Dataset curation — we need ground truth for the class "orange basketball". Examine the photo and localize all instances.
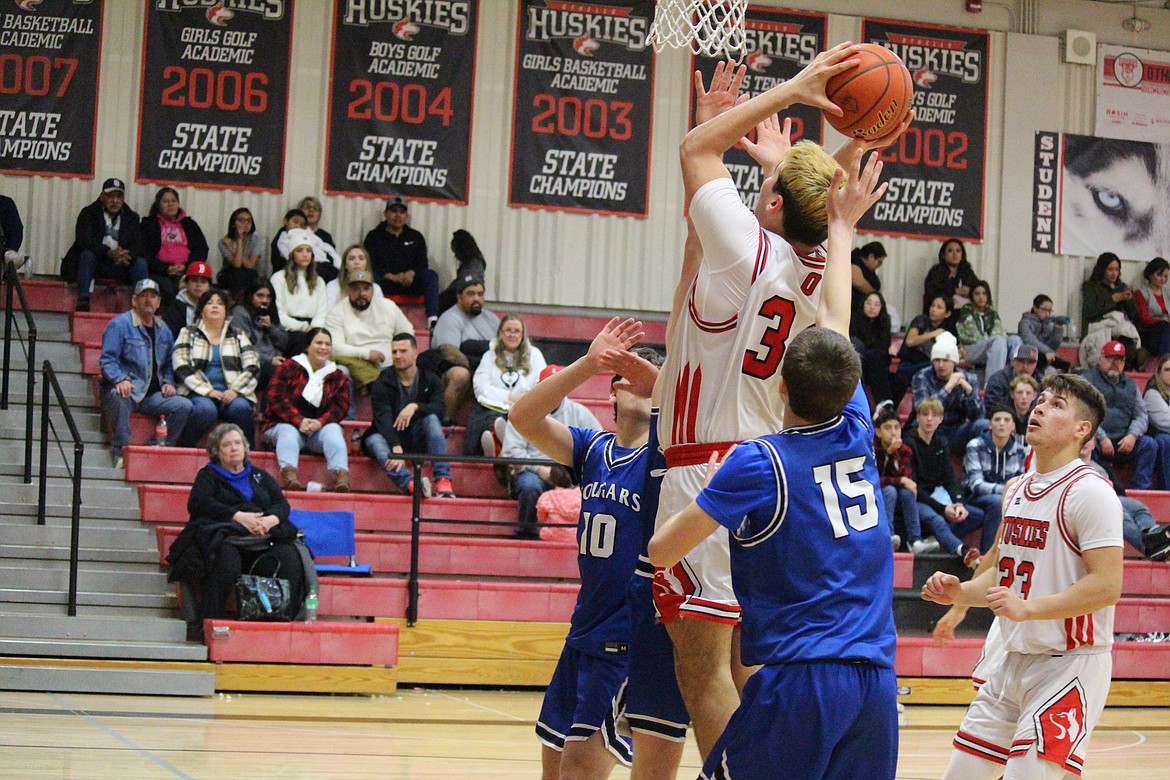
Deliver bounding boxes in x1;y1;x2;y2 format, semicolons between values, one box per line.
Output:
824;43;913;141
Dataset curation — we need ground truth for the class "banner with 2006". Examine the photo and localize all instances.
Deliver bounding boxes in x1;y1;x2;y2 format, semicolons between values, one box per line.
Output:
137;0;293;193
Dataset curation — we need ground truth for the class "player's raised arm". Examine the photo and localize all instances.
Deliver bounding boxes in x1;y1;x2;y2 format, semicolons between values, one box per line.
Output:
680;43;859;201
820;148;887;336
510;318;643;466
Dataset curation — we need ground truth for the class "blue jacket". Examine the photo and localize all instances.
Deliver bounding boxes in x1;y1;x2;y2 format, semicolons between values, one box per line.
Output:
99;310;177;403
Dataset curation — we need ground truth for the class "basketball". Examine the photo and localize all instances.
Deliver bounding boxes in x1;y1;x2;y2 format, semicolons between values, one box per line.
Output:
824;43;914;141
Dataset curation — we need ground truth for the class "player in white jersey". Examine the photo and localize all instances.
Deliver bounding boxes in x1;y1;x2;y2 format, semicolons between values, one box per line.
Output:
923;374;1123;779
655;46;909;761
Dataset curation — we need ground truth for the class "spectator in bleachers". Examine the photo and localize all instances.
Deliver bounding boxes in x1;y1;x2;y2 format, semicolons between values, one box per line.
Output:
142;187;209;305
1;192;23;267
850;241;887;313
873;407;922;553
362;332;456;498
162;260;212;338
469;314;547;457
270;208;306;273
271;228;330;355
229;281;286;392
502;365;601;538
910;334;988;452
167;422;304;635
1084;340;1160;490
99;279;192;469
851;291;906;410
298;196;335;249
216;207;267;302
323;269;414;393
173;288;260;446
1008;374;1039;437
963;406;1025;553
1078;437;1159;558
955;280;1021;386
64;178;147;312
896;295;955;387
364;195;441;329
438;229;488;315
1081;252;1140;370
1135;257;1170;361
261;327;351;493
906;398;986;569
1142;354;1170;488
922;238;978;317
325;245;384;312
430;274;499;423
1017;294;1071;374
983;344;1040;413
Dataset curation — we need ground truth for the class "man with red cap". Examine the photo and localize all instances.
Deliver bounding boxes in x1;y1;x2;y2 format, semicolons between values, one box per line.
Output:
163;260;213;337
501;364;601;538
1083;339;1162;488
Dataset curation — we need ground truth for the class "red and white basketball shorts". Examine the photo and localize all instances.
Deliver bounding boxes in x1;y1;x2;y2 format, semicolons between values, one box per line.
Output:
652;463;739;625
953;650;1111;777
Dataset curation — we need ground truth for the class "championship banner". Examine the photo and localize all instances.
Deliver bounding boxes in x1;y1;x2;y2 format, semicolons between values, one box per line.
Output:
1096;44;1170;144
0;0;103;179
324;0;478;202
137;0;293;192
858;19;989;241
691;6;825;210
1031;131;1170;261
508;0;655;217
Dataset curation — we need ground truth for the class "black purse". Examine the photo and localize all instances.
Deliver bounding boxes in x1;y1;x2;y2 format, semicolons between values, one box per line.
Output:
235;554;293;622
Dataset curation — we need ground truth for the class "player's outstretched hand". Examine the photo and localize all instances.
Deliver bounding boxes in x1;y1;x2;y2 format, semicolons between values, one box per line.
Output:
827;147;887;230
694;60;748;126
700;445;736;489
586;317;644;372
599;349;659;399
741;114;791;171
786;41;860;114
932;604;968;646
987;586;1030;622
921;571;962;605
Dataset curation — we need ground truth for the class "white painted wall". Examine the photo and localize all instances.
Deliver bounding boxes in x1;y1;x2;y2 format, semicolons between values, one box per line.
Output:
2;0;1168;326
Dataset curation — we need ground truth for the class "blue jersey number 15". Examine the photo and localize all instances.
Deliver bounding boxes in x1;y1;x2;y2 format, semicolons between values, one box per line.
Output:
812;456;879;539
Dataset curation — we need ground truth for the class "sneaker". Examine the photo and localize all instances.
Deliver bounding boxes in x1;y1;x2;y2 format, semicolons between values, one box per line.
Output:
481;430;496;458
406;476;432;498
427;315;438;331
111;451;124;470
910;538;940;555
890;534;902;552
434;477;456;498
962;545;982;570
493;416;508;446
75;295;90;312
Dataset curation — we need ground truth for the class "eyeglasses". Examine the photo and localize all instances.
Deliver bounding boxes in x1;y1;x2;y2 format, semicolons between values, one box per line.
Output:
1037;307;1053;313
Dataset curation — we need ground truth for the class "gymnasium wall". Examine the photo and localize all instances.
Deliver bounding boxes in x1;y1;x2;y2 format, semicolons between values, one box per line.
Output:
1;0;1167;325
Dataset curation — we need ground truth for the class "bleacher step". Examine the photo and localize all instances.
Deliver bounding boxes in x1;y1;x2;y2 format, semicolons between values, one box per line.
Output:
203;620;399;665
0;613;189;643
0;662;214;696
0;564;167;594
0;544;157;565
0;587;174;611
0;636;206;662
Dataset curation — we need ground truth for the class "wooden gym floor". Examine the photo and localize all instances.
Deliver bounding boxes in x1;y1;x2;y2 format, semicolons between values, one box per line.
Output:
1;689;1167;778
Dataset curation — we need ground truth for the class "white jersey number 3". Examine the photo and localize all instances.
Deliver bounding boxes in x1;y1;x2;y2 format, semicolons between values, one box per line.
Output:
813;457;879;539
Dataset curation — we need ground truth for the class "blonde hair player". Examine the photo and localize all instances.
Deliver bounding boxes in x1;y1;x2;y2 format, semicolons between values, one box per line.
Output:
651;45;911;763
922;374;1123;779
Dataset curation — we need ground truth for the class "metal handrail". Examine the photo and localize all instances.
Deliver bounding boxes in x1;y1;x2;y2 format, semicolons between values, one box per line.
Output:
1;259;37;482
37;360;85;615
403;452;559;626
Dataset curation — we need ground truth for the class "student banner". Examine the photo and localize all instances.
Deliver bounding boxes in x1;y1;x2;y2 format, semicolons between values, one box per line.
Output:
0;0;103;178
508;0;655;217
137;0;293;192
858;18;989;241
691;6;825;210
325;0;479;203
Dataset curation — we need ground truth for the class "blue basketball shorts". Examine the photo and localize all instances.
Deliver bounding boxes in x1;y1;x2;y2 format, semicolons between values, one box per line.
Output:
622;572;689;741
700;660;898;780
536;644;633;766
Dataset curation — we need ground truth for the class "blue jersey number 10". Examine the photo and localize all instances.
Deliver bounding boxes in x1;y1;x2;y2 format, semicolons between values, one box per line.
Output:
812;456;879;539
580;512;617;558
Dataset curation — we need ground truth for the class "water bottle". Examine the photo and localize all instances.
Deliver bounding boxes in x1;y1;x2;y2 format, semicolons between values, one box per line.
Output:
304;590;318;623
154;415;168;446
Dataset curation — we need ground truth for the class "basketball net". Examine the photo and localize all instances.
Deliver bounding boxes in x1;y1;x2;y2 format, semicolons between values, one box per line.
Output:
647;0;747;58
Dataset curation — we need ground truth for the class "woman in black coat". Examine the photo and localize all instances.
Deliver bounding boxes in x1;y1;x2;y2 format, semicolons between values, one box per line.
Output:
167;422;304;628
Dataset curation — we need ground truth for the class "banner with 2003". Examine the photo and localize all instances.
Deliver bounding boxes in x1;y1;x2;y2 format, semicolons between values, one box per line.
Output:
508;0;656;218
0;0;103;179
324;0;478;203
691;5;826;210
136;0;293;193
858;18;989;242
